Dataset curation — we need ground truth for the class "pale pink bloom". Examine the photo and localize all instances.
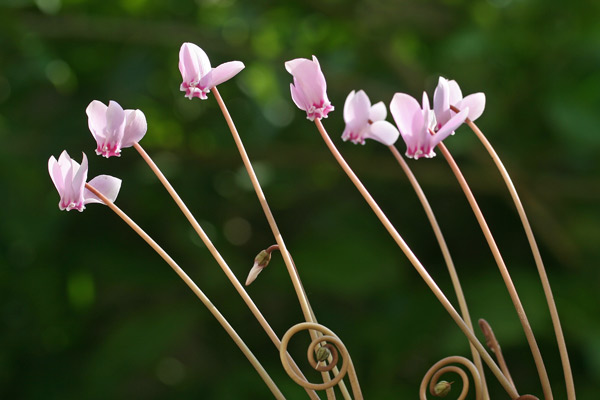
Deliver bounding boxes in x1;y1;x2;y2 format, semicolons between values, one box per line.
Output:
86;100;147;158
342;90;399;146
285;56;334;121
179;42;245;100
245;249;272;286
433;76;485;133
390;91;469;159
48;151;121;212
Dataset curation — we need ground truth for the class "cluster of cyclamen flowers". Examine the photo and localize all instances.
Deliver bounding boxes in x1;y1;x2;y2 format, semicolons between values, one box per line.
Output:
49;42;485;211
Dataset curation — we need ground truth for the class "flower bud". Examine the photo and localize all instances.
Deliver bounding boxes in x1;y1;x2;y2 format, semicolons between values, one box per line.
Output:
433;380;452;397
315;346;331;362
245;249;272;286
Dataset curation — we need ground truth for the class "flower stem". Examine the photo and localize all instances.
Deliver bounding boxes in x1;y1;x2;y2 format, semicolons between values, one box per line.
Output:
132;143;320;400
212;88;340;398
462;115;575;400
84;183;284;400
314;119;518;399
479;319;515;388
436;142;552;399
388;144;488;400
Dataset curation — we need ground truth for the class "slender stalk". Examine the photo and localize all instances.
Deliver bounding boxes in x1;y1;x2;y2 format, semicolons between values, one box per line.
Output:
85;183;284;400
436;142;552;399
388;144;488;399
132;142;320;400
314;119;519;399
461;114;575;400
212;87;339;398
211;88;314;324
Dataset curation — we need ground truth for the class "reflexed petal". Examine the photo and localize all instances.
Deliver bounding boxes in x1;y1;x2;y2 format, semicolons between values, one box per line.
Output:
85;175;122;205
48;155;63;193
105;101;125;136
447;80;463;106
86;100;108;141
367;121;400;145
434;107;469;144
122;109;147;147
288;57;326;105
179;42;211;82
390;93;422;138
206;61;245;89
71;153;88;201
289;82;308;111
350;90;370;123
433;77;451;125
459;93;485;121
343;90;356;122
369;101;387;122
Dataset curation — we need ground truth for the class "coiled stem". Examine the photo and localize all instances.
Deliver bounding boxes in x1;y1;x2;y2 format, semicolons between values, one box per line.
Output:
420;356;482;400
280;322;363;398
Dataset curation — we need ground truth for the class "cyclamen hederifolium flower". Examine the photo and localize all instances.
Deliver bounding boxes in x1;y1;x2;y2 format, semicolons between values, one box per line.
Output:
390;91;469;159
86;100;147;158
48;151;121;212
179;42;245;100
342;90;399;146
285;56;334;121
433;77;486;133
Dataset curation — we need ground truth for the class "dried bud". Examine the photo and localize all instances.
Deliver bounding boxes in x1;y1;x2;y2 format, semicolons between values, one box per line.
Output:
245;249;272;286
315;346;331;362
433;380;452;397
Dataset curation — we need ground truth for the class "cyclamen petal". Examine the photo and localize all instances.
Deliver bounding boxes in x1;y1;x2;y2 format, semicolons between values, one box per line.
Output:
434;76;485;129
179;42;245;100
390;91;468;159
342;90;399;145
285;56;334;121
48;151;122;212
86;100;147;158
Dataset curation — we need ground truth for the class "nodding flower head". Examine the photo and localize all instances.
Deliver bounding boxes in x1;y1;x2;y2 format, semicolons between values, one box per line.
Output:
86;100;147;158
433;76;485;133
48;151;122;212
178;42;245;100
285;56;334;121
342;90;399;146
390;91;469;159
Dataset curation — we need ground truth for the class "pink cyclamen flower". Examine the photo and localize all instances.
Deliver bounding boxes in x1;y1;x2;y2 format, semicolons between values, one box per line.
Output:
86;100;147;158
48;151;121;212
390;91;469;159
342;90;399;146
179;42;245;100
433;76;485;132
285;56;334;121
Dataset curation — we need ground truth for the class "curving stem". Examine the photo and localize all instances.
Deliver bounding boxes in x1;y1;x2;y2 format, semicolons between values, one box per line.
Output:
419;356;482;400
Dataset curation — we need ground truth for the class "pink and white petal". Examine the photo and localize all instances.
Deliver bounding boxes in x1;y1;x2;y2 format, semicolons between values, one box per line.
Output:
343;90;357;122
434;107;469;143
351;90;371;123
85;175;122;205
122;109;147;147
106;101;126;136
179;43;211;82
291;59;326;104
459;93;485;121
207;61;245;87
290;82;307;111
433;77;451;125
369;101;387;122
390;93;422;137
71;153;88;200
86;100;108;141
48;156;64;193
367;121;400;145
284;58;306;75
447;80;463;106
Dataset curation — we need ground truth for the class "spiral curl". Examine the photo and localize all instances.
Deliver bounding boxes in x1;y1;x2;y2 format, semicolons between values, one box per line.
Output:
420;356;482;400
280;322;362;397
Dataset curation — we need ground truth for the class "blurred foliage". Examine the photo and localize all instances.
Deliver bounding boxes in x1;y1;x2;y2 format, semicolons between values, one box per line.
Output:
1;0;599;398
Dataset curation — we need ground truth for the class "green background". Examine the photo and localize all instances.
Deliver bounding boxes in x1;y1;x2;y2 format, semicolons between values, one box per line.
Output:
1;0;599;398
